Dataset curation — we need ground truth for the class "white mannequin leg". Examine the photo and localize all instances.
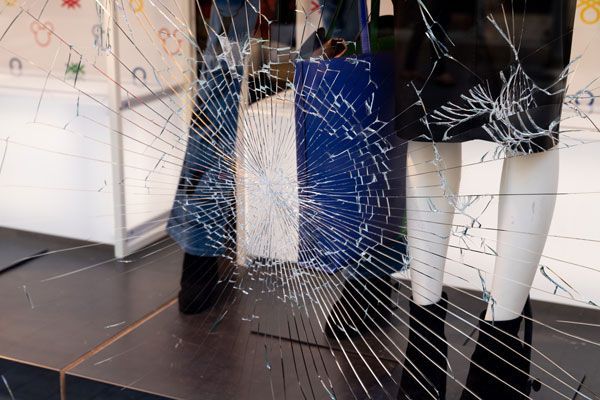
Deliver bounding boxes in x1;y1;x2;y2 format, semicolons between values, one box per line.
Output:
485;150;559;321
406;141;462;306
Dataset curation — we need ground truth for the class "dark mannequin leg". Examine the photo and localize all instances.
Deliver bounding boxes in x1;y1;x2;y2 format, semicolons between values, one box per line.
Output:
461;300;538;399
178;253;219;314
398;292;448;400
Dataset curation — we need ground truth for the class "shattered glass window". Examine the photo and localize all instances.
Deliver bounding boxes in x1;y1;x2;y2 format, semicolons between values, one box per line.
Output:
0;0;599;399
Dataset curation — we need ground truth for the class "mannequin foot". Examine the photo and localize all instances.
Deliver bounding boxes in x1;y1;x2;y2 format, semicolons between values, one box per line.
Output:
460;301;538;399
178;253;220;315
324;273;393;340
398;292;448;400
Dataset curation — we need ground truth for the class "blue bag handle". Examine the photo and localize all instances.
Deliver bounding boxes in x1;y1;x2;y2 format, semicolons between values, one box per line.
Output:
357;0;370;53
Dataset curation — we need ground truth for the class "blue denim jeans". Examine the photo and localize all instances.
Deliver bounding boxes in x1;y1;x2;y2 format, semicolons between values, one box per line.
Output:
168;0;257;256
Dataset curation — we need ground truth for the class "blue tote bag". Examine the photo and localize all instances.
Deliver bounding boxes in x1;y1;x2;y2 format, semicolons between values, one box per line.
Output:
295;26;404;274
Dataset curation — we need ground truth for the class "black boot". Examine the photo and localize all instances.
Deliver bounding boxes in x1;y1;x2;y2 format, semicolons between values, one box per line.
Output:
178;253;219;315
324;273;393;340
398;292;448;400
460;300;538;399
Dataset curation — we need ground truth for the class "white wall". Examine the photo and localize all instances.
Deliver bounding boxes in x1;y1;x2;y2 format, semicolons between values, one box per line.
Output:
0;0;191;253
0;75;115;243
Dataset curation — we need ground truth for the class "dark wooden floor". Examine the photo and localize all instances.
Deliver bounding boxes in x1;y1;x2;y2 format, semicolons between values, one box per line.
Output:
0;228;598;400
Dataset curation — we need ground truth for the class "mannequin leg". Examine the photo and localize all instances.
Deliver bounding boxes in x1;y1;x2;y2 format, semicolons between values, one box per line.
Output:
461;150;559;400
486;150;559;321
406;141;462;305
397;141;461;399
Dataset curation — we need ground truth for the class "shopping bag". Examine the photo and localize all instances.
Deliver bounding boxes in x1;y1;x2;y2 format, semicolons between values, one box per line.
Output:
294;51;402;273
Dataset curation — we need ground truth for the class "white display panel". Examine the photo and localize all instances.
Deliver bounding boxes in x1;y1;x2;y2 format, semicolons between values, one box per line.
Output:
238;89;300;263
111;0;193;256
